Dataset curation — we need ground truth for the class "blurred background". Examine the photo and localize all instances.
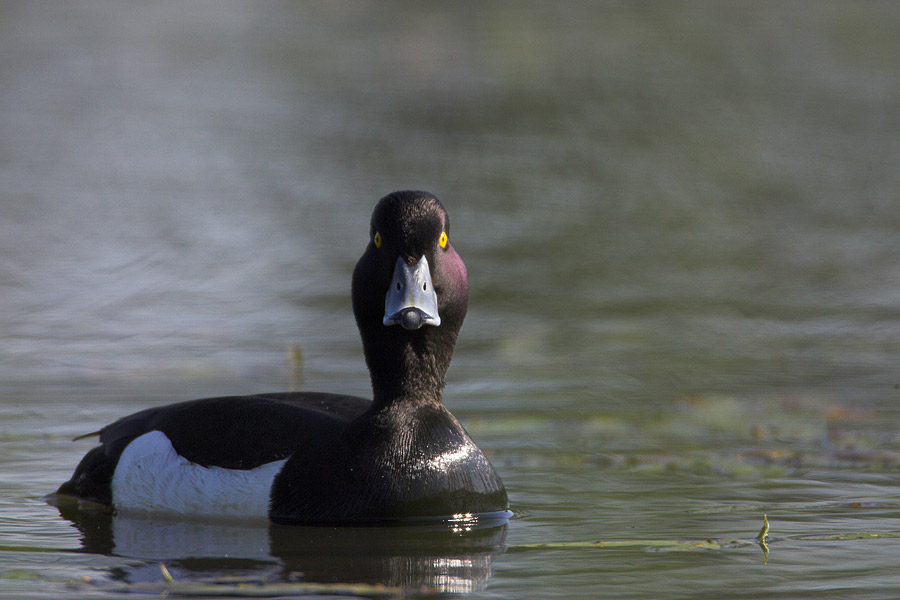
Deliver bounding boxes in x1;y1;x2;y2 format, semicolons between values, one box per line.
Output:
3;2;899;406
3;2;900;597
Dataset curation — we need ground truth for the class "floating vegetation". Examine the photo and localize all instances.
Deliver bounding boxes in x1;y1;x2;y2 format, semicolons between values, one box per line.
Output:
797;531;900;541
490;393;900;476
508;514;773;564
10;572;414;598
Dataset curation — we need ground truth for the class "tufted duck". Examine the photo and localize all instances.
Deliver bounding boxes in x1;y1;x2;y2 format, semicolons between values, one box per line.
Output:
56;191;508;524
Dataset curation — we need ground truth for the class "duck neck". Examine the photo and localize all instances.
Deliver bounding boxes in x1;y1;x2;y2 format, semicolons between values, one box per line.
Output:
364;327;457;411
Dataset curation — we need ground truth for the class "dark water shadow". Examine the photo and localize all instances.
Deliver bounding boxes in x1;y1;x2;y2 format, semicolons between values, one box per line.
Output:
50;496;508;594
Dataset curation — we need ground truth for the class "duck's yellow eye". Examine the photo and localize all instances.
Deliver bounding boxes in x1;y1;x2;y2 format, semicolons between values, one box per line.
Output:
439;231;448;249
374;232;382;248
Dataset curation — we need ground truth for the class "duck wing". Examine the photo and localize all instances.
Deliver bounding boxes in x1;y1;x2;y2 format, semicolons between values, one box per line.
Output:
60;393;370;506
89;392;371;470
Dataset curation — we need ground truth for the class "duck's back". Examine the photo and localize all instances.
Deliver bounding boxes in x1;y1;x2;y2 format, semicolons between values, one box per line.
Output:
58;393;371;506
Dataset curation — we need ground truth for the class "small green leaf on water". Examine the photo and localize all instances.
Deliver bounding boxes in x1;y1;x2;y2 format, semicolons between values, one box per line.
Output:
757;514;770;564
160;563;174;583
757;513;769;542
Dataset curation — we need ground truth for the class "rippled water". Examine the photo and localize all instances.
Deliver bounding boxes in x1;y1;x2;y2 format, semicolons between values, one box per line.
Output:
3;2;900;598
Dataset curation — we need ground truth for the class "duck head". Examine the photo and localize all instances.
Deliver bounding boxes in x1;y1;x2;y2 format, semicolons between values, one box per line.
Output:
352;191;469;406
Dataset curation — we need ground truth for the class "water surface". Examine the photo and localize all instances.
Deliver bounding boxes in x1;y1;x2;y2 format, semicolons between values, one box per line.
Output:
3;2;900;598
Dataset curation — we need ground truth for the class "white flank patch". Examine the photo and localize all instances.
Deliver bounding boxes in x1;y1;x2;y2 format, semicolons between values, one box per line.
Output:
111;430;288;519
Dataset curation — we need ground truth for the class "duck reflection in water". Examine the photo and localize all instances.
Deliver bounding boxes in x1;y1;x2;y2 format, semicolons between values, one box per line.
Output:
52;497;508;594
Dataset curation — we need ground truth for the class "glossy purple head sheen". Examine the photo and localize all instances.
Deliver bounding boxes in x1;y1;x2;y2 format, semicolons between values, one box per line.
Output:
351;191;469;406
